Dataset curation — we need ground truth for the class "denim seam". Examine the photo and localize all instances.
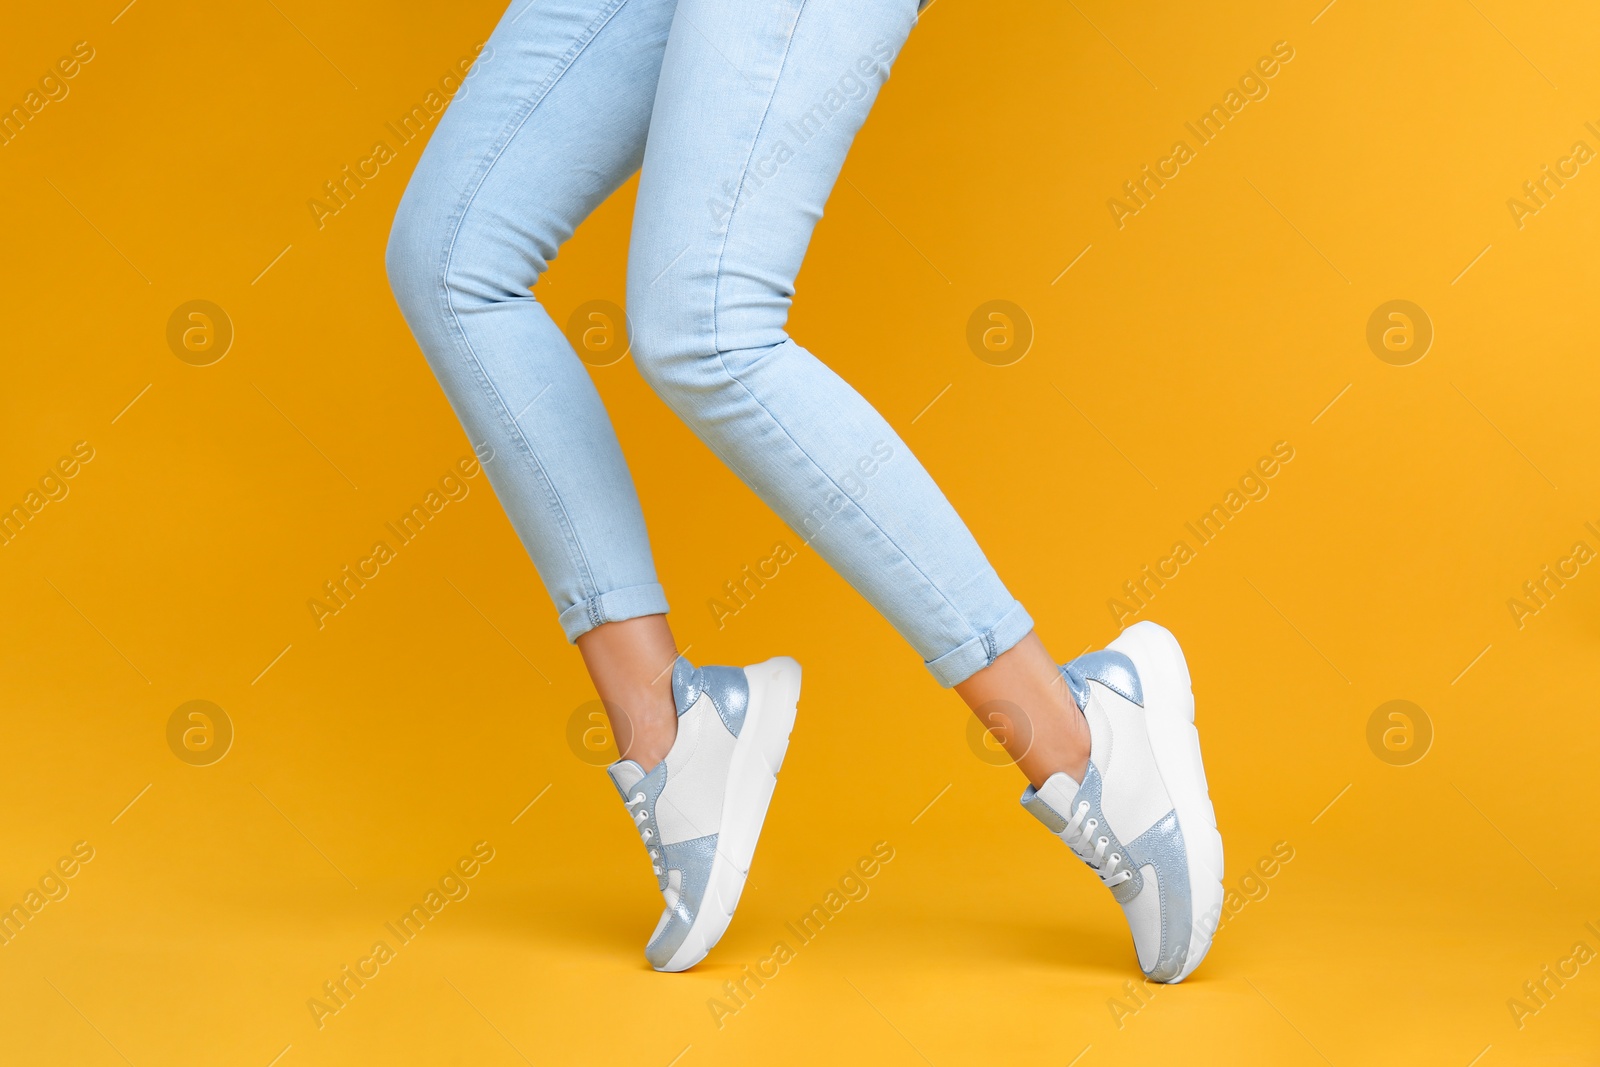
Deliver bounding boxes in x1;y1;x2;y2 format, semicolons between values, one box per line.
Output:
722;344;979;648
707;0;806;350
691;3;979;651
434;0;634;610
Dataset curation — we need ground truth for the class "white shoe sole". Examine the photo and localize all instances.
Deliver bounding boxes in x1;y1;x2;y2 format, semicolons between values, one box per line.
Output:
1109;621;1224;983
658;656;801;972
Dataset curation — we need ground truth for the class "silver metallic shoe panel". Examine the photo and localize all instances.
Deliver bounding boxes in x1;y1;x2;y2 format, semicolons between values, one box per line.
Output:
645;834;719;969
1062;649;1144;709
1126;809;1193;982
699;664;750;737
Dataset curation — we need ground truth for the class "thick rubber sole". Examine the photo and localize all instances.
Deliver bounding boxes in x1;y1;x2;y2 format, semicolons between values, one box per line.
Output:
1109;621;1224;984
658;656;801;972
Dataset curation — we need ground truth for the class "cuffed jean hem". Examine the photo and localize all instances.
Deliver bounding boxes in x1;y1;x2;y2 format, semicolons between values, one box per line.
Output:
557;583;671;643
923;600;1036;688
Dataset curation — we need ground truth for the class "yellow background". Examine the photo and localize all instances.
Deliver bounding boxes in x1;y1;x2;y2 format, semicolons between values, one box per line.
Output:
3;0;1598;1063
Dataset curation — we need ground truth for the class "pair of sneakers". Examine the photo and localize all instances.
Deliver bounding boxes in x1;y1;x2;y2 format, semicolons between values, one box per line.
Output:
605;621;1224;982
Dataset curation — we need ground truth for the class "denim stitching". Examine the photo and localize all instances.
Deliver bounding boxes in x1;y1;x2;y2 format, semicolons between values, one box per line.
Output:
686;3;978;650
706;0;805;352
434;0;635;608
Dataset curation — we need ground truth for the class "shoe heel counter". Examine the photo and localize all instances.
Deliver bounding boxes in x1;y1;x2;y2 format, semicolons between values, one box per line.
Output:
699;665;750;736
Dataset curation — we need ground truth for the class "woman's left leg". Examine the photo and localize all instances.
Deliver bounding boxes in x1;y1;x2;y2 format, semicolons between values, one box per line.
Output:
623;0;1086;777
625;0;1224;982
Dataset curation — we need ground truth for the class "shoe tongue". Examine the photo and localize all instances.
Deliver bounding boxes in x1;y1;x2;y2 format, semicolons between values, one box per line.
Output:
1020;770;1085;831
1042;768;1084;801
607;759;647;798
671;655;701;716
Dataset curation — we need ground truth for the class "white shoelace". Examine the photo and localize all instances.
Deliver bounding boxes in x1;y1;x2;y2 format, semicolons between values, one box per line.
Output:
1063;800;1132;889
629;791;663;876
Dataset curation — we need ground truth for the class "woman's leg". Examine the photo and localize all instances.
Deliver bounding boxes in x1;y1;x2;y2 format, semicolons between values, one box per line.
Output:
624;0;1087;781
387;0;683;764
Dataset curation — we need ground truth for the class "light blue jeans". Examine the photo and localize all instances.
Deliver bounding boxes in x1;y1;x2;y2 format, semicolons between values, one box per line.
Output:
387;0;1031;686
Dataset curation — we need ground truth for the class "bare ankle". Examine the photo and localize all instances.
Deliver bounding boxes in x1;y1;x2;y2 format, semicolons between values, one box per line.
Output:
576;614;681;767
955;631;1091;789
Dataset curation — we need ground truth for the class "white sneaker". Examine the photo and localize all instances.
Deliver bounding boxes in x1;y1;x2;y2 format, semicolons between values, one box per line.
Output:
607;655;801;972
1021;621;1224;982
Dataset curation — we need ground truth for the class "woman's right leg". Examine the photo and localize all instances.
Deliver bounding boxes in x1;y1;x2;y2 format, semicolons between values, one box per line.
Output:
386;0;681;764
